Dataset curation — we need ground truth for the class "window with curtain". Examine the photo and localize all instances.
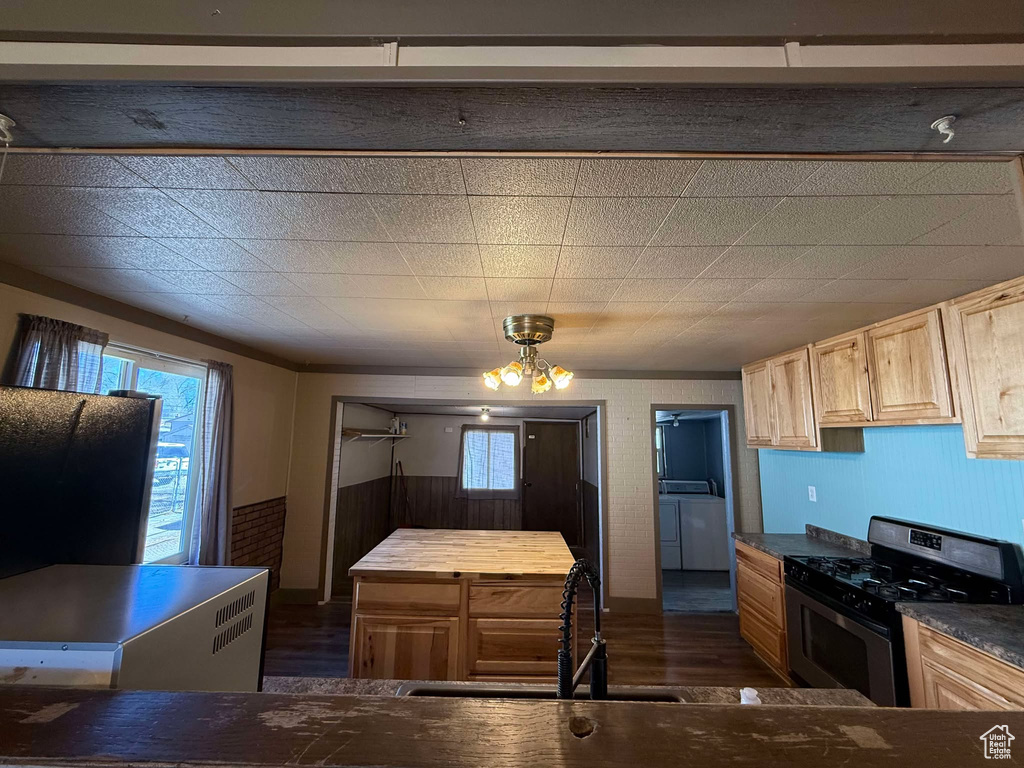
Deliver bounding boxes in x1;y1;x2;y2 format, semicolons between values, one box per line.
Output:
456;425;520;500
11;314;109;393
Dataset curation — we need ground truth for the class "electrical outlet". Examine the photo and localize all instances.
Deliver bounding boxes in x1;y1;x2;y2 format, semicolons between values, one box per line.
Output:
444;427;453;433
808;485;817;502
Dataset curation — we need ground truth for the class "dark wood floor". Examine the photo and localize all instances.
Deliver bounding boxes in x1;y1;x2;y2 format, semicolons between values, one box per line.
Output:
263;592;786;688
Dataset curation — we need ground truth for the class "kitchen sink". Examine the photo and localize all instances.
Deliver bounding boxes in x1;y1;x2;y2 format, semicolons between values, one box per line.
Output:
395;682;685;702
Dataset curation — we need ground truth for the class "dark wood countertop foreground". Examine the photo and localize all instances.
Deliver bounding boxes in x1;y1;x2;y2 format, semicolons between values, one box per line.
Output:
1;687;1020;768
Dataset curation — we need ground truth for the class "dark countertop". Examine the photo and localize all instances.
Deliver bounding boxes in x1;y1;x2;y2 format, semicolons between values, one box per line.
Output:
1;686;1017;768
896;603;1024;670
733;525;869;560
262;675;874;706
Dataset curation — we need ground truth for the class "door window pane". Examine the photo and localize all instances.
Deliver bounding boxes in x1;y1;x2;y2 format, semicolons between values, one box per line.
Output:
137;367;203;563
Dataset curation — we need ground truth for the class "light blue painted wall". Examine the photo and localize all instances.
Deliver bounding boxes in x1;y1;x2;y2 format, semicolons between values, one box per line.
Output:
758;425;1024;547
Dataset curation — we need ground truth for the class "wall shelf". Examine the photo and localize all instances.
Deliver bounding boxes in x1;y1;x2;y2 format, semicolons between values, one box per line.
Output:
342;428;411;446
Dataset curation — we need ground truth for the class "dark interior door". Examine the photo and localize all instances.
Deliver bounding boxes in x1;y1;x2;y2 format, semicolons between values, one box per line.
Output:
522;421;581;547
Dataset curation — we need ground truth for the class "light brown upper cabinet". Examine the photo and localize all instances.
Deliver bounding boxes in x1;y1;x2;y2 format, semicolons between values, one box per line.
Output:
769;347;818;450
811;331;873;425
865;308;956;423
741;359;774;447
945;276;1024;460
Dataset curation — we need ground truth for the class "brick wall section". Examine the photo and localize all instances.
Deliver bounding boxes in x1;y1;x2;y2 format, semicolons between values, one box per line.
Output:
231;496;287;591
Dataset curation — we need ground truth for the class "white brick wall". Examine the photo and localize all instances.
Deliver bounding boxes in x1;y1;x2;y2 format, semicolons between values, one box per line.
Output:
282;373;761;601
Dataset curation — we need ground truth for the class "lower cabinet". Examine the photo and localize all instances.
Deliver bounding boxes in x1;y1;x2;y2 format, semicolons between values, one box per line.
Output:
735;541;790;681
903;615;1024;710
350;578;568;682
351;614;460;680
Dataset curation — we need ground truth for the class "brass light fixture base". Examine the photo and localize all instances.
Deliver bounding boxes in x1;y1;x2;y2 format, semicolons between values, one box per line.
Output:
503;314;554;345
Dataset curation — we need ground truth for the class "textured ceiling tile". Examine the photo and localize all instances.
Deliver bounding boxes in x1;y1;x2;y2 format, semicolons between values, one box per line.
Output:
156;238;269;271
88;188;225;238
628;246;725;278
924;247;1024;280
461;158;579;196
864;279;993;305
265;296;355;329
148;270;247;295
436;299;491;318
479;244;560;277
700;245;808;278
791;161;939;196
740;196;881;246
488;300;549;318
670;278;761;302
826;195;983;246
0;234;193;270
563;197;675;246
400;243;482;276
0;186;136;236
684;160;821;197
418;276;488;300
840;245;965;280
213;271;306;296
281;272;365;297
117;156;255;190
35;266;176;294
800;279;892;303
912;195;1023;246
548;278;621;302
908;162;1017;195
442;318;499;342
574;159;702;197
0;155;146;188
735;278;830;303
652;197;778;247
352;274;427;299
470;196;570;245
374;194;477;243
771;245;890;278
610;279;683;302
167;190;388;241
546;302;608;328
485;277;553;302
226;156;466;194
554;246;642;278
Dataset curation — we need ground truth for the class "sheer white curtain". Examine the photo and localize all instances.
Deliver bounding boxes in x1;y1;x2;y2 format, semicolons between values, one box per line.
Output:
455;425;520;500
11;314;109;393
190;360;234;565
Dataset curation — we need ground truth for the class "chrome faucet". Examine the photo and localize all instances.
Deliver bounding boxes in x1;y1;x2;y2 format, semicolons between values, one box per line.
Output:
557;558;607;700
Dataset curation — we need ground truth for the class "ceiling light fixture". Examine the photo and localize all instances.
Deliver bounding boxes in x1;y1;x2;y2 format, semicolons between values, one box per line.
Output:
480;407;491;421
482;315;574;395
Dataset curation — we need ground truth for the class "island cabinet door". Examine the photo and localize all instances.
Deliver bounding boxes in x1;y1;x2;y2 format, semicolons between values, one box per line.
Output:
351;615;459;680
945;276;1024;459
466;618;560;678
865;308;955;423
811;331;873;425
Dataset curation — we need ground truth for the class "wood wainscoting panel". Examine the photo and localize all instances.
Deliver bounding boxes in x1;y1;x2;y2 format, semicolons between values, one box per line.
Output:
392;475;522;531
332;475;392;598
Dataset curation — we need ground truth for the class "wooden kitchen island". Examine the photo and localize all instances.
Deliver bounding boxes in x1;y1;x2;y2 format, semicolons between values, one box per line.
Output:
348;529;577;682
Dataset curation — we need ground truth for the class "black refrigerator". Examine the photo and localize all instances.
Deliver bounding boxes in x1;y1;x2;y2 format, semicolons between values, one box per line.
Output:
0;385;161;579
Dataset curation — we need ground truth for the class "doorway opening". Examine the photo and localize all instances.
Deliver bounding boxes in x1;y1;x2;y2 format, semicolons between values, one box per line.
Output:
323;399;605;603
652;407;738;614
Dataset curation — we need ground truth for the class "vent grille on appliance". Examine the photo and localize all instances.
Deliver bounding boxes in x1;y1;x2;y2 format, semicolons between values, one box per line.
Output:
213;613;253;655
215;589;256;628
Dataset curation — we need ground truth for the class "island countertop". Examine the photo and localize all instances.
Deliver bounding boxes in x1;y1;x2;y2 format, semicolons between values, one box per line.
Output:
1;686;1017;768
349;528;576;580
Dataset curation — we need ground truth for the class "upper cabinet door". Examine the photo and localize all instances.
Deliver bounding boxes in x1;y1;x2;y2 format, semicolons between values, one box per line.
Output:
811;331;873;425
866;308;955;423
741;360;774;447
769;347;818;450
946;277;1024;459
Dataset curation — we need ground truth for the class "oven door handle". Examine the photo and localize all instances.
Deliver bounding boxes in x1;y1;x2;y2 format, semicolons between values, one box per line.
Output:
784;578;892;639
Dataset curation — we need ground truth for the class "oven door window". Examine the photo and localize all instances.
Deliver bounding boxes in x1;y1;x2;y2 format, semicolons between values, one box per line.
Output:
800;605;871;696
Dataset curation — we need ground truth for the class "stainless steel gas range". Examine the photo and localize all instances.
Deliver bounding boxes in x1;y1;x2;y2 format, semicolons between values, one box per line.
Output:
784;517;1024;707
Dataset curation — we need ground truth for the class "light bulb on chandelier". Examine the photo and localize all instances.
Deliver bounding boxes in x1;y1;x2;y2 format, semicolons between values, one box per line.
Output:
481;315;574;395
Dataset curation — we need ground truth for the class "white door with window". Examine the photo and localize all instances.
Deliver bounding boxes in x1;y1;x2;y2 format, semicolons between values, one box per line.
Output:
102;347;206;564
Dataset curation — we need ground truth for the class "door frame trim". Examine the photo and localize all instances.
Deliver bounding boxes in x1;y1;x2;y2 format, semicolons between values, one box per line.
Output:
649;403;744;614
